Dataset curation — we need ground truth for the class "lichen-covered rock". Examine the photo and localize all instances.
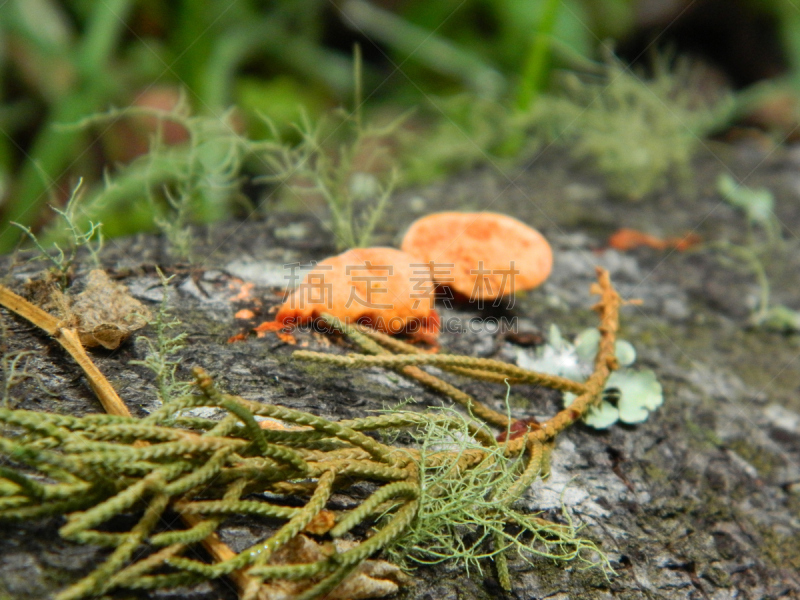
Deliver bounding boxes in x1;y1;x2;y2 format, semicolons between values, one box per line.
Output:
1;142;799;599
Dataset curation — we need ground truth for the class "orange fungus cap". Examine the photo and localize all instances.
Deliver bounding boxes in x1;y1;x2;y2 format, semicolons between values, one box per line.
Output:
401;212;552;300
276;247;439;336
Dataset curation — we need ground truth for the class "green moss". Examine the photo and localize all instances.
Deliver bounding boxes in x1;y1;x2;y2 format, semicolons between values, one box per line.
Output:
684;415;724;451
507;393;532;410
130;271;191;405
382;405;612;580
726;438;783;479
693;493;735;524
622;313;799;413
755;523;800;571
641;462;668;483
528;54;732;199
702;565;732;588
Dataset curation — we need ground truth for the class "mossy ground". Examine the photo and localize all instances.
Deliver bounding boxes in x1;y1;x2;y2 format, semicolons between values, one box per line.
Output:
1;141;799;598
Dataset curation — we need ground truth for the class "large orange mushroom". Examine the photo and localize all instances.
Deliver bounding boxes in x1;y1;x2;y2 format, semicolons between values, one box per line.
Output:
275;247;440;336
401;212;552;302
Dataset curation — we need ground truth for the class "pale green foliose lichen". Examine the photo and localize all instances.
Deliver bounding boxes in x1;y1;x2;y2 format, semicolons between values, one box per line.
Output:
516;325;663;429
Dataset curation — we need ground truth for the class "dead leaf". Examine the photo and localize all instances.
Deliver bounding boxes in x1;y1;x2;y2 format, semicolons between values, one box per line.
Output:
70;270;151;349
257;535;409;600
23;270;151;349
608;228;702;252
24;274;75;326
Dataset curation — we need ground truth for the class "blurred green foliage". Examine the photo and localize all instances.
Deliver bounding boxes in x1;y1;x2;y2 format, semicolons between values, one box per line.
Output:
530;54;734;199
0;0;797;254
0;0;354;252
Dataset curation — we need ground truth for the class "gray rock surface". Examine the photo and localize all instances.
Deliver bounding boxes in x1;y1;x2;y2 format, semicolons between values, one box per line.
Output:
1;142;799;599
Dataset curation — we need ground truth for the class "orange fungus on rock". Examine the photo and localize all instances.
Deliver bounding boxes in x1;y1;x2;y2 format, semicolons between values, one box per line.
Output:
276;247;440;336
401;212;552;301
607;228;702;252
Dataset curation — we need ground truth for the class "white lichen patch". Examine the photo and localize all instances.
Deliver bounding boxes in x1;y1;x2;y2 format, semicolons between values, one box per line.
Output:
226;258;312;289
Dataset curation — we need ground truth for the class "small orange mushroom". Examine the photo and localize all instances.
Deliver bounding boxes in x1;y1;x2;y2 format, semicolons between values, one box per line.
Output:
275;247;440;336
401;212;552;302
